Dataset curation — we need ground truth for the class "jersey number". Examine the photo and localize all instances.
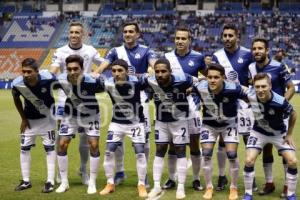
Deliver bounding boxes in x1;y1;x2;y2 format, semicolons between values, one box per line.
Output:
131;127;141;137
89;121;100;130
240;117;251;127
226;127;237;137
181;127;186;138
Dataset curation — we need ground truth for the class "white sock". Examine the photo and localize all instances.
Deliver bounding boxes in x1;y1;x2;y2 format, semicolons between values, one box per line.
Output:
177;157;187;185
243;166;255;195
202;158;213;188
168;153;177;181
46;150;56;185
217;147;226;176
103;151;115;184
89;156;100;185
153;156;164;188
136;153;147;185
286;168;298;196
229;159;239;188
283;163;288;186
57;155;68;183
191;154;201;180
115;144;125;173
79;134;89;173
263;163;273;183
20;150;31;182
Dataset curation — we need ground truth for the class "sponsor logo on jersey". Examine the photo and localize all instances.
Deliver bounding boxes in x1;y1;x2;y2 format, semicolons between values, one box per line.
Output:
223;97;229;103
41;87;47;93
268;109;275;115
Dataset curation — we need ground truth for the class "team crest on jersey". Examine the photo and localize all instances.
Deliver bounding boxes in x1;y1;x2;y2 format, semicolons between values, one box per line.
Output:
268;109;275;115
238;57;244;64
128;88;134;95
135;53;141;59
41;87;47;93
188;60;195;67
173;88;179;93
82;90;88;96
223;97;229;103
83;54;89;60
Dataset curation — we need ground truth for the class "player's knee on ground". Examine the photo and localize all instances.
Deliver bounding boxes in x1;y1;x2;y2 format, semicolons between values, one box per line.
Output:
106;142;119;152
202;148;213;160
155;144;168;157
174;145;186;158
44;145;55;152
226;151;237;161
189;134;200;152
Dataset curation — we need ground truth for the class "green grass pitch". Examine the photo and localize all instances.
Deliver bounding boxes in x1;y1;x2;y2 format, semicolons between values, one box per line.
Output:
0;90;299;200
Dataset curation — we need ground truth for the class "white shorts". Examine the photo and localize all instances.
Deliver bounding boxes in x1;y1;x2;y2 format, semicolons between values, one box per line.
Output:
21;116;56;147
246;130;295;153
59;114;100;137
238;101;254;135
106;122;145;144
188;111;201;135
154;120;189;145
200;124;239;144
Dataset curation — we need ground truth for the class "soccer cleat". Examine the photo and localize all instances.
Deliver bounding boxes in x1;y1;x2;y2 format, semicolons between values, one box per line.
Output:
137;184;148;198
148;187;163;198
216;175;228;191
55;182;69;193
280;185;288;198
162;179;176;190
15;180;32;191
79;172;89;186
228;188;239;200
176;190;186;199
258;182;275;195
286;194;297;200
114;171;127;185
192;179;204;191
87;180;97;194
252;178;258;192
203;187;213;200
99;183;115;195
242;193;253;200
42;182;54;193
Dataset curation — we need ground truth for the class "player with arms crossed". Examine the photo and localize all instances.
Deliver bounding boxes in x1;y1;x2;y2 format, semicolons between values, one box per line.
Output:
50;21;104;185
12;58;57;193
163;25;206;191
194;63;247;200
55;55;103;194
243;73;298;200
99;59;148;198
93;21;156;185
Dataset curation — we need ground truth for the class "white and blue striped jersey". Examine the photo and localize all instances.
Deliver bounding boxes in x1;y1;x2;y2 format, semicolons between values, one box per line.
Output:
213;46;252;86
104;75;145;124
142;73;193;122
247;89;293;136
57;73;104;117
248;59;292;96
105;44;157;74
12;71;56;119
194;80;247;127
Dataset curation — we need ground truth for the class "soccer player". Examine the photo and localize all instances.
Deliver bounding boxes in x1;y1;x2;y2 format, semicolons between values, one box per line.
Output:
243;73;298;200
12;58;56;193
249;37;295;196
163;25;206;191
98;59;147;198
147;58;192;199
212;23;254;191
93;21;157;185
50;21;104;185
55;55;103;194
194;63;247;200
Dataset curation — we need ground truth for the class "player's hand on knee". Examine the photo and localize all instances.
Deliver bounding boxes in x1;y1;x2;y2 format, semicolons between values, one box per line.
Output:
283;135;295;148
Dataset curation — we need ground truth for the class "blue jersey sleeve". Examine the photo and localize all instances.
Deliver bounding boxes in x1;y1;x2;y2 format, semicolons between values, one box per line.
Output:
279;63;292;85
282;99;293;118
146;49;157;62
105;48;117;64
